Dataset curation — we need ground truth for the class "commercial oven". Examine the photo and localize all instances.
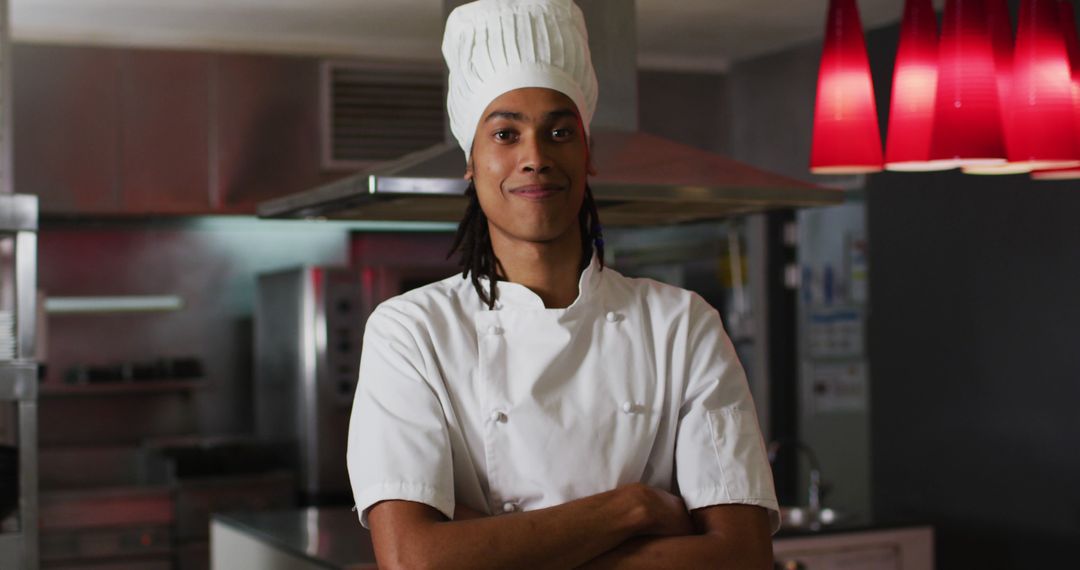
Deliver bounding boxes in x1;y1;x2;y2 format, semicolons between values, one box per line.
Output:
255;267;364;505
254;261;453;504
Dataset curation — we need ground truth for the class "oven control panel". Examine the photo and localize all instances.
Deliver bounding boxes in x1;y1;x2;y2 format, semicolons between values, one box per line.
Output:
323;269;365;408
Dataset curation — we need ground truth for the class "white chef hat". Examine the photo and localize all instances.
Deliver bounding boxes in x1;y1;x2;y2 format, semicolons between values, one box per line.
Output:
442;0;599;162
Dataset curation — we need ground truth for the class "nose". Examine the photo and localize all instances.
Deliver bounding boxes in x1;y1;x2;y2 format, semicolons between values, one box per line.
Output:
519;132;553;174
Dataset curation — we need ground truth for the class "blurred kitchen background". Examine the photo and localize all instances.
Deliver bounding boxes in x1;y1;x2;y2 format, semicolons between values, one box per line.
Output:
0;0;1075;569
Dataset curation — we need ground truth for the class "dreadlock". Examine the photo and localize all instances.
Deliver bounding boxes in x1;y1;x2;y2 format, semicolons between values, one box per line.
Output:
446;183;605;309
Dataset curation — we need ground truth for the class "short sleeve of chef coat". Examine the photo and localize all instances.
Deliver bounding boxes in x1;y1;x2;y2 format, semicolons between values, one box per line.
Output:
676;294;781;533
346;305;454;528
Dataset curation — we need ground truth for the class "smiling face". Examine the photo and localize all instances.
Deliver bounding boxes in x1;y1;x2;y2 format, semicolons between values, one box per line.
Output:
466;87;593;249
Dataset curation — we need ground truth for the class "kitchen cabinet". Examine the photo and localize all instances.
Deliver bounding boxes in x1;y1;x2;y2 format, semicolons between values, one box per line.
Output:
14;45;339;216
39;486;174;568
38;442;295;569
773;526;934;570
14;45;122;213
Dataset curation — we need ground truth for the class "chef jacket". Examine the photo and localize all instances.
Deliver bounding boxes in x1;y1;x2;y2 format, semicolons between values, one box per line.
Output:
347;253;780;532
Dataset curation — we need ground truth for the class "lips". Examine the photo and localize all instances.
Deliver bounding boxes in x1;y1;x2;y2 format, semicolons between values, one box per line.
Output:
508;183;566;200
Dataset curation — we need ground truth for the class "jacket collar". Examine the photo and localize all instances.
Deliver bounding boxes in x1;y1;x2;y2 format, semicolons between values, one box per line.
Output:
477;251;602;311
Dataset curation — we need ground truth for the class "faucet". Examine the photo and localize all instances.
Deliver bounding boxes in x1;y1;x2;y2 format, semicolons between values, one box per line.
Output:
767;439;823;510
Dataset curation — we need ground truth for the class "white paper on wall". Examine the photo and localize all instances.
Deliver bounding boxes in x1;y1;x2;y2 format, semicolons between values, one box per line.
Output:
804;361;868;415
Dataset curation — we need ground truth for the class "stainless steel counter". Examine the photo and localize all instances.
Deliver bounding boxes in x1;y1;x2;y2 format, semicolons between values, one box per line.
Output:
212;507;375;570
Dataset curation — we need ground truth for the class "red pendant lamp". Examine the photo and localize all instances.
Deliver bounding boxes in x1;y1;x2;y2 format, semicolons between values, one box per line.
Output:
963;0;1032;174
810;0;884;174
885;0;946;171
928;0;1007;168
1007;0;1079;169
1032;0;1080;179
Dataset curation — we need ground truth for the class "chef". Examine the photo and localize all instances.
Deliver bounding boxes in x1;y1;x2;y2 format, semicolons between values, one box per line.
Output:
347;0;779;567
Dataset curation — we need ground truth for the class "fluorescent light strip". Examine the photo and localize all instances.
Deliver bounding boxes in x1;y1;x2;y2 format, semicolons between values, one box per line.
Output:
45;296;184;314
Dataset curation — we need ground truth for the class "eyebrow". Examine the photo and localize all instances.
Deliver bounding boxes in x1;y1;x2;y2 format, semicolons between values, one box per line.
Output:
483;108;578;123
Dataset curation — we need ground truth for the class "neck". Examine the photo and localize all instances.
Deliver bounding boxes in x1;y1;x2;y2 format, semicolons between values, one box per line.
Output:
489;224;585;309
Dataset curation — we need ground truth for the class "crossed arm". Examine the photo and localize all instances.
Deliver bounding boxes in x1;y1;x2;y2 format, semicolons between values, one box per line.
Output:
367;483;774;570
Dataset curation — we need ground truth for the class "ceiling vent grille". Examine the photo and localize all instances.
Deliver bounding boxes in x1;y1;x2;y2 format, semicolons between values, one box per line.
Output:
321;61;446;170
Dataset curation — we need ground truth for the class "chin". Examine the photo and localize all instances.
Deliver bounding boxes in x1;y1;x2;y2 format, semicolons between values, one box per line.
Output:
501;220;577;245
513;229;566;244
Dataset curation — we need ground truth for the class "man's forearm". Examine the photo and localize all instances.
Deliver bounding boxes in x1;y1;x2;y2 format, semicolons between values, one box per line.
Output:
576;534;771;570
370;484;654;570
577;504;774;570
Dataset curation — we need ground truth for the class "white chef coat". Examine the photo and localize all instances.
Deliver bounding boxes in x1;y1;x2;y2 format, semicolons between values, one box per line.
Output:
347;253;780;532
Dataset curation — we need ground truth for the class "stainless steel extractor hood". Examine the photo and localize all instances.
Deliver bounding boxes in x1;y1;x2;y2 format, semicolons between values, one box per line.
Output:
258;0;843;226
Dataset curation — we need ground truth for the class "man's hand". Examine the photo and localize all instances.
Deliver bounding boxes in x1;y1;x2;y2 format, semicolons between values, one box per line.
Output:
622;483;695;537
578;503;774;569
450;484;693;534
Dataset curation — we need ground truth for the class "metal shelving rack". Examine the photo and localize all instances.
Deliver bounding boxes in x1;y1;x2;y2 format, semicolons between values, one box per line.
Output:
0;194;39;569
0;0;34;561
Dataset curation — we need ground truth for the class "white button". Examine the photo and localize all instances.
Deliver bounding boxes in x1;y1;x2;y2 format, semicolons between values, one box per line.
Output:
606;311;619;323
502;502;515;513
490;411;506;423
487;325;501;335
622;401;634;414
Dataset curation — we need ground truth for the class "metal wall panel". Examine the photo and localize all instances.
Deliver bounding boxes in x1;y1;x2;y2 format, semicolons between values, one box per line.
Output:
13;45;121;213
215;53;338;213
14;46;342;216
119;50;212;214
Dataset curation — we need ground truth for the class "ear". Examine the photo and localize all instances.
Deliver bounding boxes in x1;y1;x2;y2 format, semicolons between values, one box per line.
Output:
464;157;474;181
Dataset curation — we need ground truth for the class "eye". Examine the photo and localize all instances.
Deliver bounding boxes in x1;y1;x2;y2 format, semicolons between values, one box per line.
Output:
552;127;575;140
493;129;517;143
